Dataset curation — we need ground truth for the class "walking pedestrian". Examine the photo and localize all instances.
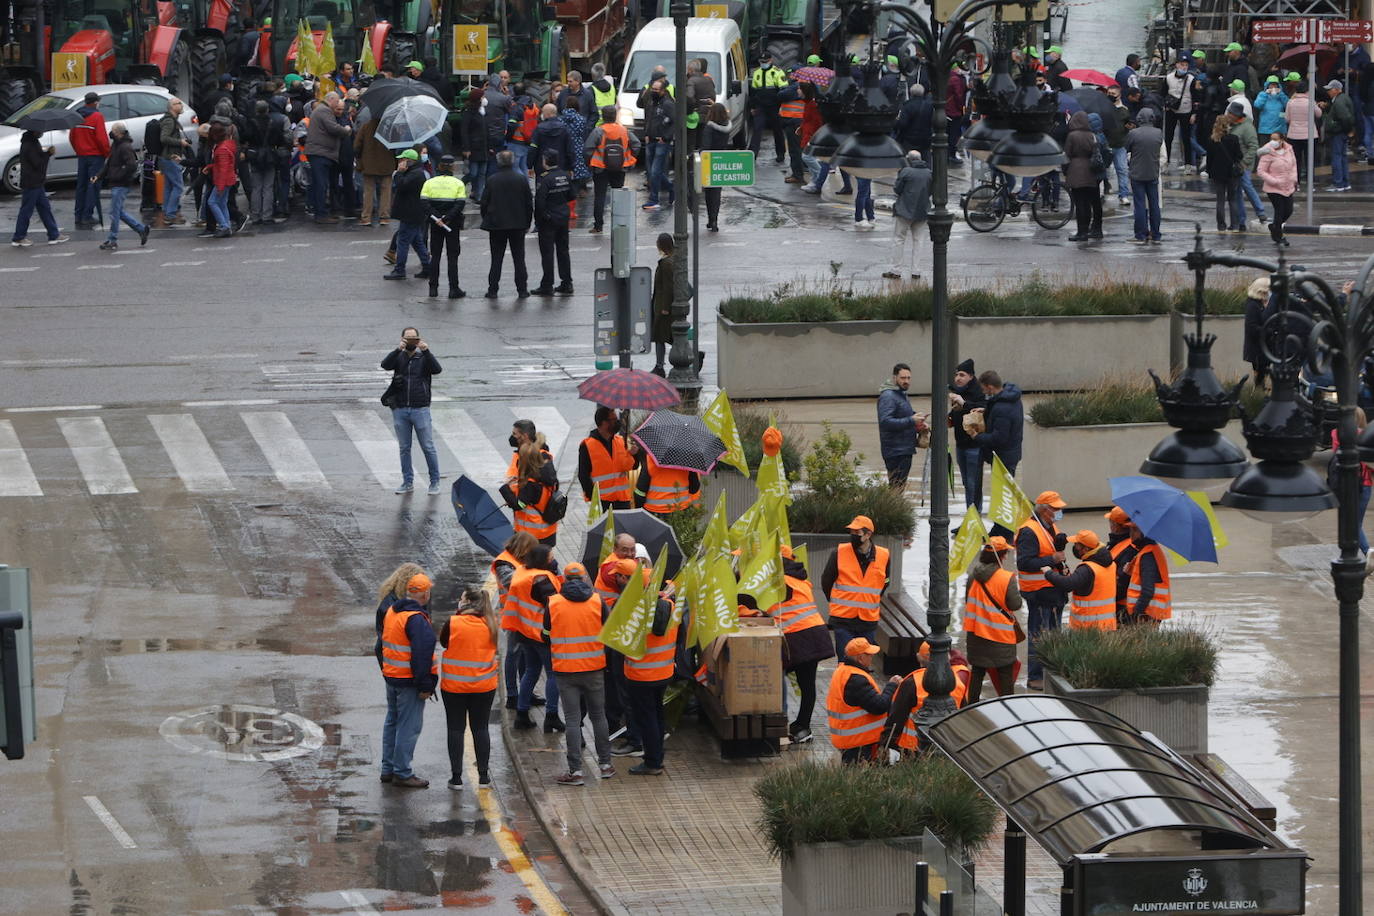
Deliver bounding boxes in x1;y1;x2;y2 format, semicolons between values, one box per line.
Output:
1256;131;1296;245
778;79;807;184
585;105;638;232
623;576;677;776
822;516;890;658
1124;108;1164;243
157;97;191;226
885;150;931;279
825;638;898;765
501;441;561;546
650;232;674;374
200;122;238;239
700;103;730;230
962;536;1022;701
578;406;636;509
380;327;442;495
505;544;563;730
438;585;499;790
384;149;432;280
549;563;616;786
1204;116;1244;231
1284;81;1314;182
1321;79;1356;191
640;78;676;211
1064;111;1104;241
533;150;574;296
948;358;986;508
354;114;395;227
1227;103;1267;225
768;545;834;744
420;154;467;299
1018;491;1069;690
71;92;109;229
1045;530;1119;631
92;123;149;250
877;363;925;489
480;150;533;299
493;531;539;709
853;174;876;228
379;571;437;788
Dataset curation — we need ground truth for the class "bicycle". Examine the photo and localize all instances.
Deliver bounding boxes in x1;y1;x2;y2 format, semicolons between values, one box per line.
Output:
961;169;1074;232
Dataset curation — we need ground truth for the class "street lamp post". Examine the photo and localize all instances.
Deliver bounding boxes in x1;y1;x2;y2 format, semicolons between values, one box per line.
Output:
668;0;702;407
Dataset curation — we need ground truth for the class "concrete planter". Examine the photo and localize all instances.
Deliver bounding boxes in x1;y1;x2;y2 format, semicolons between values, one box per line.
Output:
1019;419;1245;509
781;837;926;916
1043;670;1209;754
699;466;760;525
792;532;905;617
954;314;1174;392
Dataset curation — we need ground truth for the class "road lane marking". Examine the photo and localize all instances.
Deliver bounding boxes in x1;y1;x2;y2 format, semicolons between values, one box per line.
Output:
466;758;569;916
82;795;137;849
0;266;40;272
338;890;379;914
77;263;124;269
240;412;329;489
149;414;234;492
324;255;368;260
192;245;235;251
161;260;206;266
520;406;572;473
432;407;508;487
58;417;137;495
288;242;312;247
6;404;102;412
182;399;278;407
0;421;42;496
243;257;285;263
349;239;390;244
113;248;155;254
333;410;399;487
30;251;75;257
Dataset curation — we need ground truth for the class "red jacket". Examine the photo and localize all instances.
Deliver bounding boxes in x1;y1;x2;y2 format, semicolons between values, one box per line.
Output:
211;139;238;189
70;105;110;158
800;98;823;147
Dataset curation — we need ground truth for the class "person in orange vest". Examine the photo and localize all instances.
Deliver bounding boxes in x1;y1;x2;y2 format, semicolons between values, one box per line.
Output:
825;637;900;765
777;80;808;185
767;545;835;744
1123;524;1172;624
1104;506;1138;625
622;576;678;775
506;418;552;477
1017;491;1069;690
547;562;617;785
578;406;639;510
373;561;428;670
1045;530;1119;631
379;572;438;788
822;515;891;658
634;452;701;514
493;531;540;710
438;585;500;790
883;642;973;756
599;554;642;757
505;544;563;731
501;442;560;546
584;105;640;233
962;535;1023;701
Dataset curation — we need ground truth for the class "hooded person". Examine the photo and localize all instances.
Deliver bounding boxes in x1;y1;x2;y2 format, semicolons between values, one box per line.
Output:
1124;107;1164;243
588;62;618;123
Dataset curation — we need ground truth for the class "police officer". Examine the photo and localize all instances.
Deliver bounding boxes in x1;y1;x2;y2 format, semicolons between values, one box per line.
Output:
532;150;574;296
421;154;467;299
749;52;787;163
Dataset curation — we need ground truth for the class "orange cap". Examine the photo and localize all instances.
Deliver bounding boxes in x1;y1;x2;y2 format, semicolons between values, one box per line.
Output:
1067;529;1101;550
564;562;588;578
845;637;881;658
986;535;1012;552
406;572;433;593
1035;491;1067;508
917;641;930;660
1104;506;1131;525
845;515;875;532
613;558;638;576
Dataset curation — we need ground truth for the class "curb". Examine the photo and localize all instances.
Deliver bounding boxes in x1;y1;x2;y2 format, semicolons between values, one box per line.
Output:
1283;224;1374;236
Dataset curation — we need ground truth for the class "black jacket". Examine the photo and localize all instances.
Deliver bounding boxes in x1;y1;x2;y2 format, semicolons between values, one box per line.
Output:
390;166;429;224
642;90;676;141
379;597;437;693
458;108;492;161
1045;547;1114;594
528;117;575;173
971;382;1024;466
480;166;533;231
18;132;51;190
243;111;291;167
948;377;987;450
838;661;896;715
895;95;934;150
557;85;596;121
534;166;573;227
96;135;140;187
380;346;442;408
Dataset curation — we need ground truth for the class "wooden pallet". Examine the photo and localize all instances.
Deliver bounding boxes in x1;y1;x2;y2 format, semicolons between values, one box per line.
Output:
694;682;787;758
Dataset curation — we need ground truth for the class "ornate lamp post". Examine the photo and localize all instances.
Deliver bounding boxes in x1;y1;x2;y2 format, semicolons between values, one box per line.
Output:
667;0;701;407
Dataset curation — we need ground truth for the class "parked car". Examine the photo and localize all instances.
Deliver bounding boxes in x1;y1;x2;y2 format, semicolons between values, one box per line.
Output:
0;84;198;194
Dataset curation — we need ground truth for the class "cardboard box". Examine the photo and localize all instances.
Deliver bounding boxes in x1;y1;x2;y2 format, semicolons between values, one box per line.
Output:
705;618;784;715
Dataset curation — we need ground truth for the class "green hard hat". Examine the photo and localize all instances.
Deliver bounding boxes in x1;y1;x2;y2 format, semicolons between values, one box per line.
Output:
806;54;821;65
1228;79;1245;91
397;149;419;161
1192;49;1206;59
1285;71;1301;81
1265;74;1280;84
1224;42;1242;52
406;60;423;71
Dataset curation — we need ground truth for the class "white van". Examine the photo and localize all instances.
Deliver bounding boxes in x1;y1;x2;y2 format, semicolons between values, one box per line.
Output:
616;17;749;147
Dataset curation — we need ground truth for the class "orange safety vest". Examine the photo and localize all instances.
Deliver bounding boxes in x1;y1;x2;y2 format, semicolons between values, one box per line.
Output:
583;434;635;502
828;543;889;622
779;99;804;119
513;477;558;540
548;593;607;673
506;446;554;479
1016;517;1058;593
594;568;622;608
1069;560;1119;630
439;614;499;692
588;121;638;170
1126;543;1172;621
770;575;825;634
963;569;1018;644
492;550;519;598
512;103;539;142
897;665;972;750
642;458;698;514
826;664;886;749
380;607;426;679
623;620;678;682
497;558;525;633
503;566;558;641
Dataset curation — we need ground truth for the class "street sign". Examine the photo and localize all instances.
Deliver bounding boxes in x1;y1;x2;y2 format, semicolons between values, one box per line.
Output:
696;150;755;189
451;24;489;75
694;4;728;17
1252;19;1308;43
1321;20;1374;43
51;52;87;91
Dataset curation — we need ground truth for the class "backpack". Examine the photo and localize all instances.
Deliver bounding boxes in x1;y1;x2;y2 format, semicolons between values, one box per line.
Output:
602;135;626;171
144;118;163;157
541;487;569;524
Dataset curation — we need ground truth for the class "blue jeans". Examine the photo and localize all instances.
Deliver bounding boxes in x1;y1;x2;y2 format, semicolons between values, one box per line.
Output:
957;445;982;508
506;141;529;176
381;680;426;779
646;140;673;205
75;155;104;222
1361;113;1374;155
1025;593;1064;682
1238;169;1266;219
516;635;560;716
391;405;439;487
809;162;851;192
11;188;60;241
1190;130;1206;163
106;186;145;242
831;619;876;660
394;221;430;273
309;156;335;217
1329;133;1350;187
207;186;230;229
158;157;185;217
1130;179;1161;240
1359;484;1371;554
465;163;486;202
854;178;874;221
1111;147;1129;199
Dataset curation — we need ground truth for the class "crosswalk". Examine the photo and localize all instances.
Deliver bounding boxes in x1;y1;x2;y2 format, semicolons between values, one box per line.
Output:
0;402;592;498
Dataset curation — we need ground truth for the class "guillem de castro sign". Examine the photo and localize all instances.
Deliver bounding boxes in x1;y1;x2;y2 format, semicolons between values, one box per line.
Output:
1072;853;1307;916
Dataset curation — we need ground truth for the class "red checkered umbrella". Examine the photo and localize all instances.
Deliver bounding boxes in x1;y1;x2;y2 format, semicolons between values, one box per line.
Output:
577;368;682;410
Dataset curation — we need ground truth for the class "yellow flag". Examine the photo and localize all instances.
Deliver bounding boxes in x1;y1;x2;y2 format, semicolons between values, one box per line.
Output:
359;27;379;76
670;561;694;631
701;492;730;559
597;509;615;567
588;482;604;524
755;449;791;505
728;499;760;555
600;545;667;658
793;543;809;570
318;21;337;77
948;505;990;578
701;390;749;475
1188;490;1228;549
295;19;316;75
738;527;786;613
693;552;740;648
988;454;1033;531
759;492;792;549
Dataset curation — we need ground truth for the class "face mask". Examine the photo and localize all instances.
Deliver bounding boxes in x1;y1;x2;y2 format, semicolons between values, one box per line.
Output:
607;419;621;434
420;153;429;163
849;532;865;550
508;434;520;448
405;341;418;352
1053;509;1064;521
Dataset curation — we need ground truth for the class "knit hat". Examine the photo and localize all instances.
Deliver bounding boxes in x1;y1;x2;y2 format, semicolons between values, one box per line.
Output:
956;358;975;375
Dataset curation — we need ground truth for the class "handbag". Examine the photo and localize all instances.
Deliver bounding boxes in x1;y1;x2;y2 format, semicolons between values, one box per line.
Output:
380;372;402;408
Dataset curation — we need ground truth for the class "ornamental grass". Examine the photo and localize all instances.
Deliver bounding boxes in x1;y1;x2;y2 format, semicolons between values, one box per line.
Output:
1035;625;1220;690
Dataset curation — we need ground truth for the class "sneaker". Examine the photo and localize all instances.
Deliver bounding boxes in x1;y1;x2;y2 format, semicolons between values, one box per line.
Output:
555;770;585;786
641;203;661;211
1132;237;1148;244
801;185;820;194
197;230;216;238
383;271;406;280
628;763;664;776
789;726;814;744
1337;185;1352;192
237;215;250;233
138;225;150;246
394;482;413;494
11;238;32;247
865;219;877;227
379;772;393;783
99;240;117;250
392;775;429;788
1324;185;1343;192
47;235;70;245
610;738;642;757
478;771;491;786
447;778;462;790
427;481;441;496
212;228;232;238
598;762;615;779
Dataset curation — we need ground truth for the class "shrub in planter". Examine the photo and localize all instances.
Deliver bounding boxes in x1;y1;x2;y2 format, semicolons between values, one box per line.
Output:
786;424;916;538
754;758;997;860
1029;377;1258;428
1034;625;1219;689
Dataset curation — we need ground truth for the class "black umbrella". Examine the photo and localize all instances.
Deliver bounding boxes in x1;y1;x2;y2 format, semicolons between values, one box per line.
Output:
12;107;83;132
581;509;684;580
632;411;727;474
1068;87;1117;124
451;475;513;557
356;76;444;125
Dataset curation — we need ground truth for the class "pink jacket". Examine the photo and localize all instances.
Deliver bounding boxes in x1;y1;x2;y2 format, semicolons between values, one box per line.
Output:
1284;95;1315;141
1257;142;1298;196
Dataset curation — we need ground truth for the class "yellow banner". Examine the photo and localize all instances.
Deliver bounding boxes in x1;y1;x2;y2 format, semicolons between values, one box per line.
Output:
452;23;489;75
988;454;1032;531
738;527;786;612
51;53;87;91
948;505;989;579
695;3;729;17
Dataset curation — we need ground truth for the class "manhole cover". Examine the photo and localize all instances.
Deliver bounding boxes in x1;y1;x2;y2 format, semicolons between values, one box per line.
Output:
159;704;325;762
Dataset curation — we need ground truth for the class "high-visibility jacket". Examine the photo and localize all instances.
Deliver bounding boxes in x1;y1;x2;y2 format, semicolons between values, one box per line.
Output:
826;665;885;749
420;173;466;202
1126;543;1172;621
495;555;523;633
896;665;972;750
511;102;538;142
594;569;622;608
1069;560;1119;630
548;593;607;673
439;614;499;693
381;607;425;679
770;576;825;634
504;566;558;641
506;446;553;479
1109;537;1136;613
623;621;678;682
640;458;698;514
779;98;804;119
588;121;637;170
752;66;787;89
963;569;1018;644
1016;517;1058;593
828;543;889;623
592;81;617;122
583;433;635;501
513;476;558;540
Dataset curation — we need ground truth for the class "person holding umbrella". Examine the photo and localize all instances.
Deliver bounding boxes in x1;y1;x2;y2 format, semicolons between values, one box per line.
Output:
9;127;68;247
579;406;638;510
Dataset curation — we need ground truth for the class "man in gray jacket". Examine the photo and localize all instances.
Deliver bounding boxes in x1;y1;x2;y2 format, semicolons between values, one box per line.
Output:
1124;108;1164;243
304;92;351;223
884;151;932;280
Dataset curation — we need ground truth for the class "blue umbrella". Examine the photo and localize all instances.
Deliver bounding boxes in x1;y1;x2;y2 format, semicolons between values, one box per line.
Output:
1108;476;1218;563
452;475;513;557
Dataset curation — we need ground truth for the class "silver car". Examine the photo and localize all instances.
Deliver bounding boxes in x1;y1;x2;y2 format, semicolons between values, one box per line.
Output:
1;84;198;195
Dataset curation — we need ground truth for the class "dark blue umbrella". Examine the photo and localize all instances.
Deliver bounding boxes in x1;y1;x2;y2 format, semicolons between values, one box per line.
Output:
1109;476;1218;563
452;475;513;557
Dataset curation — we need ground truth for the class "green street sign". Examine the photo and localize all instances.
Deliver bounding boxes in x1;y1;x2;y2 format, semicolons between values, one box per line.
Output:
696;150;755;189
